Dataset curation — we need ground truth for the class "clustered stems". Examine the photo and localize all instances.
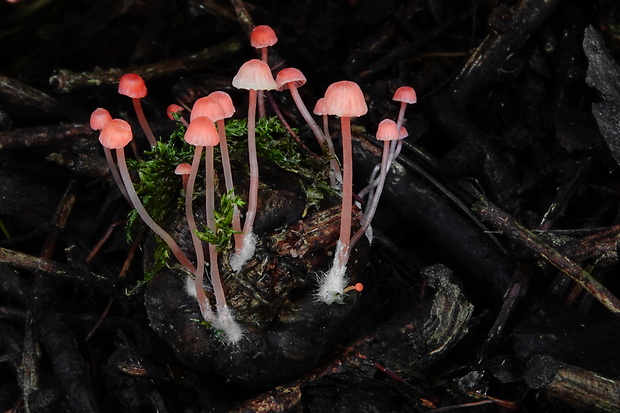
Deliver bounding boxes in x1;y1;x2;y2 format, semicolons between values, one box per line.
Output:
97;25;415;342
185;145;212;320
116;147;195;273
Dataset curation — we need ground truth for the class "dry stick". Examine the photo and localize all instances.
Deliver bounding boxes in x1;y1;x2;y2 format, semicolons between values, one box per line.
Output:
473;198;620;315
50;38;244;93
29;184;100;412
86;232;142;342
0;247;111;292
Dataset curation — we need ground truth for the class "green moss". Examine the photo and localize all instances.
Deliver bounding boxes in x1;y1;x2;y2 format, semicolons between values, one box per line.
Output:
195;189;245;251
125;116;335;281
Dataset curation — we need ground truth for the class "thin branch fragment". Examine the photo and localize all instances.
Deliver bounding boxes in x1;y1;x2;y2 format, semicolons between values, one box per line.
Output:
472;198;620;315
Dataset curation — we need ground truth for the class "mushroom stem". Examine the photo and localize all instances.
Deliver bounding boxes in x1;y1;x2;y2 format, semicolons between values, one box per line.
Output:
216;118;242;247
337;116;353;260
230;89;259;272
132;98;157;146
103;148;131;203
244;89;260;238
205;146;227;308
115;148;195;273
350;140;391;251
185;146;215;321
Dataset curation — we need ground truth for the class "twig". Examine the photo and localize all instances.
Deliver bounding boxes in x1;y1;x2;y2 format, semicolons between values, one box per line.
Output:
50;38;244;93
472;198;620;315
0;247;111;293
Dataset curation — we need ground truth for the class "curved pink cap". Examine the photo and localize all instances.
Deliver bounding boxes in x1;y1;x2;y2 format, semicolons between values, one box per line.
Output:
275;68;307;91
251;25;278;48
323;81;368;118
232;59;277;91
376;119;400;141
208;91;235;118
313;98;326;116
90;108;113;131
184;117;220;147
118;73;147;99
392;86;417;104
99;119;133;149
191;96;226;122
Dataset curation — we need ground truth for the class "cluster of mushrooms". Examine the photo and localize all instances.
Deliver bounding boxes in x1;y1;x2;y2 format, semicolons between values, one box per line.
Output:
90;25;416;344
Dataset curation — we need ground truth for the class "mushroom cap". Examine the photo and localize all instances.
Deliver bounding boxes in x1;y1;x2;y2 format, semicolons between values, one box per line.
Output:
184;117;220;147
208;91;235;118
399;126;409;139
90;108;113;131
118;73;147;99
174;163;192;175
313;98;326;116
99;119;133;149
232;59;277;91
275;68;306;91
191;96;226;122
392;86;417;104
251;25;278;49
323;81;368;118
376;119;400;141
166;104;184;121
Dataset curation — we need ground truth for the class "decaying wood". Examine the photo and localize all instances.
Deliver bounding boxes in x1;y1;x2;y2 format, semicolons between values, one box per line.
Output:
525;355;620;413
451;0;561;102
50;37;244;93
232;264;473;412
473;197;620;315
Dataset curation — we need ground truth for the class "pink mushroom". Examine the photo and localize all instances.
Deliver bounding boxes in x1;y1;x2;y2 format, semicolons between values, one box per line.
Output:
250;25;278;119
230;59;277;272
317;80;367;303
276;68;342;186
118;73;157;146
350;119;401;249
90;108;130;202
207;91;242;248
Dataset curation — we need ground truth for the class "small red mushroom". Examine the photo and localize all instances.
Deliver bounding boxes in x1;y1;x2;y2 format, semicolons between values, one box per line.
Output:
91;108;131;202
118;73;157;146
250;25;278;119
392;86;417;131
174;162;192;191
166;104;188;127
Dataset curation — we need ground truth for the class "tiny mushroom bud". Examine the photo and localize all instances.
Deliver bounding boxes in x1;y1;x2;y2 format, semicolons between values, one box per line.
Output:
118;73;157;146
167;104;187;126
174;162;192;191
